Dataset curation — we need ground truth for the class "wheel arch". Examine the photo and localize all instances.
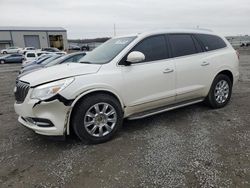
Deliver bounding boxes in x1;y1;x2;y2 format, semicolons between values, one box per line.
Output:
216;69;234;84
66;89;125;135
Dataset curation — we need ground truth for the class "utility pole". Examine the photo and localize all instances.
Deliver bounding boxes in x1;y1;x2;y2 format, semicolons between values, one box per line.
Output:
114;24;116;37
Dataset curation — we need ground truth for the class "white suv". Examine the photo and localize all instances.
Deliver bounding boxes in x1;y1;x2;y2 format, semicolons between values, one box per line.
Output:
14;29;239;143
22;51;48;65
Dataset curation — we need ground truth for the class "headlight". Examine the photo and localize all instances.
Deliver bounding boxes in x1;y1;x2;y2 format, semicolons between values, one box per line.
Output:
31;78;74;100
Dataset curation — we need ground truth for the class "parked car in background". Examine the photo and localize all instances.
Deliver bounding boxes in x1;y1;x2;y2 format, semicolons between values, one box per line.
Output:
22;53;48;66
21;54;55;68
24;51;48;63
0;54;24;64
19;55;62;75
19;52;86;75
19;47;36;55
1;47;22;54
80;45;90;51
41;47;67;55
68;45;81;51
240;41;250;47
14;29;239;144
45;52;86;67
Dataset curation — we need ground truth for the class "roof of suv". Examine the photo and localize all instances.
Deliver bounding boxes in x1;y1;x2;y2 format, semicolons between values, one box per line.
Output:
114;28;215;39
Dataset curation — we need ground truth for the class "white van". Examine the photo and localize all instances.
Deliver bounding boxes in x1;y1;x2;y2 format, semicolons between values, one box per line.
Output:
14;29;239;143
23;51;48;65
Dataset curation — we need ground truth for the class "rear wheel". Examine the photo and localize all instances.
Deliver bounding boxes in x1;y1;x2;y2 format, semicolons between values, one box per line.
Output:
206;74;232;108
2;51;7;54
72;93;123;144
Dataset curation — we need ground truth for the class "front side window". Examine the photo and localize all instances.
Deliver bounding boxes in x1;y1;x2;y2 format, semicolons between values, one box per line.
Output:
195;34;227;51
79;36;136;64
168;34;197;57
11;54;21;57
132;35;168;63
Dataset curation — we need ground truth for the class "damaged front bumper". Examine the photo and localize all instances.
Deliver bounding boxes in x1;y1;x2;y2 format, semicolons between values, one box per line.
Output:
14;90;72;136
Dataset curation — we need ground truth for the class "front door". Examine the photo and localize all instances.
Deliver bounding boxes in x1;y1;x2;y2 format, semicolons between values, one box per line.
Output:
120;35;176;115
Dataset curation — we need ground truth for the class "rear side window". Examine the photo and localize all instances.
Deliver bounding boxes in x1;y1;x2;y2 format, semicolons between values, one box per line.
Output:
132;35;168;63
168;34;197;57
195;34;227;51
27;53;35;57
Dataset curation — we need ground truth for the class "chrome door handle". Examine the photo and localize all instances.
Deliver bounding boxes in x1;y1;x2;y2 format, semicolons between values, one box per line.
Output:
163;68;174;73
201;61;210;66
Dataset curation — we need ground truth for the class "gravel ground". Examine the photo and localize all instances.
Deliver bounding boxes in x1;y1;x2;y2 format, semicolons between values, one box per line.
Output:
0;50;250;188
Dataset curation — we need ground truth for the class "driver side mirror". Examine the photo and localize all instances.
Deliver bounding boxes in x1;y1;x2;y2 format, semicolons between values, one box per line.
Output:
125;51;145;66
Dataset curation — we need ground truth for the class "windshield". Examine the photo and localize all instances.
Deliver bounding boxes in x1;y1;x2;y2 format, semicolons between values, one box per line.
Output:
79;36;136;64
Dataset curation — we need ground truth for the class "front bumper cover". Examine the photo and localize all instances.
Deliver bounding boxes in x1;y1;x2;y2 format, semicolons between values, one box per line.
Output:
14;90;72;136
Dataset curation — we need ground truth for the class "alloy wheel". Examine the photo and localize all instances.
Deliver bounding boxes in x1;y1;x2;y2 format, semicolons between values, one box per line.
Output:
84;102;117;137
214;80;229;104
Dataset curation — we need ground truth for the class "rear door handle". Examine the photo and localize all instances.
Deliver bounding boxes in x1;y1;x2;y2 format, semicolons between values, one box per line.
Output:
201;61;210;66
163;68;174;73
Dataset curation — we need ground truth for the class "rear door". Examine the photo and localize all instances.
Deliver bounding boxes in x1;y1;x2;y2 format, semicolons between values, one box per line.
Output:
120;35;176;114
168;33;211;102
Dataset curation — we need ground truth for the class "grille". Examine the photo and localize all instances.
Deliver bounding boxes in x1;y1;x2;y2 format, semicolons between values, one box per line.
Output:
15;81;30;103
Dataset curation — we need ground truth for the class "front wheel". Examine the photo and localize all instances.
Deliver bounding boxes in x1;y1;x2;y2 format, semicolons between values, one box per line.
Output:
0;60;5;64
72;93;123;144
206;74;232;108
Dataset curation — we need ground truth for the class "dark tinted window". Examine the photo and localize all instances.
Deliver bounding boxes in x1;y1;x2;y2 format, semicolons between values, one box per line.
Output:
132;35;168;63
27;53;36;57
192;36;203;53
196;34;227;51
63;57;75;63
73;54;85;62
11;54;22;57
168;34;197;57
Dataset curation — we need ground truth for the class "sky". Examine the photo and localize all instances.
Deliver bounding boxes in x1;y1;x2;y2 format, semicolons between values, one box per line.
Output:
0;0;249;39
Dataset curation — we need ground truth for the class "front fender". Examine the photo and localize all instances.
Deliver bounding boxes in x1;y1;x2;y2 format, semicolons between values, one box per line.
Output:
64;87;125;135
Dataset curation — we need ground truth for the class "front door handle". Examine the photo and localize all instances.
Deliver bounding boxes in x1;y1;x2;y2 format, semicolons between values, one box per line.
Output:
201;61;210;66
163;68;174;74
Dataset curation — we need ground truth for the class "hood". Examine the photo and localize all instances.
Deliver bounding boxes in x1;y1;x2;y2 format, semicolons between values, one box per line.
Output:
19;63;102;86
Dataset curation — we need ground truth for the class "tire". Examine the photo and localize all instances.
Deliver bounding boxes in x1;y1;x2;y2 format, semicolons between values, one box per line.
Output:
0;60;5;64
2;51;7;54
72;93;123;144
206;74;232;109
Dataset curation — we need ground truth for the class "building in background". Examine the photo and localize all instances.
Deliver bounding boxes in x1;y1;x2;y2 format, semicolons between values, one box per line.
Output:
0;26;68;50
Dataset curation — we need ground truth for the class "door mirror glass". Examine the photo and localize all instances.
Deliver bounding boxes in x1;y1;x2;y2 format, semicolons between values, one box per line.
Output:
126;51;145;64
